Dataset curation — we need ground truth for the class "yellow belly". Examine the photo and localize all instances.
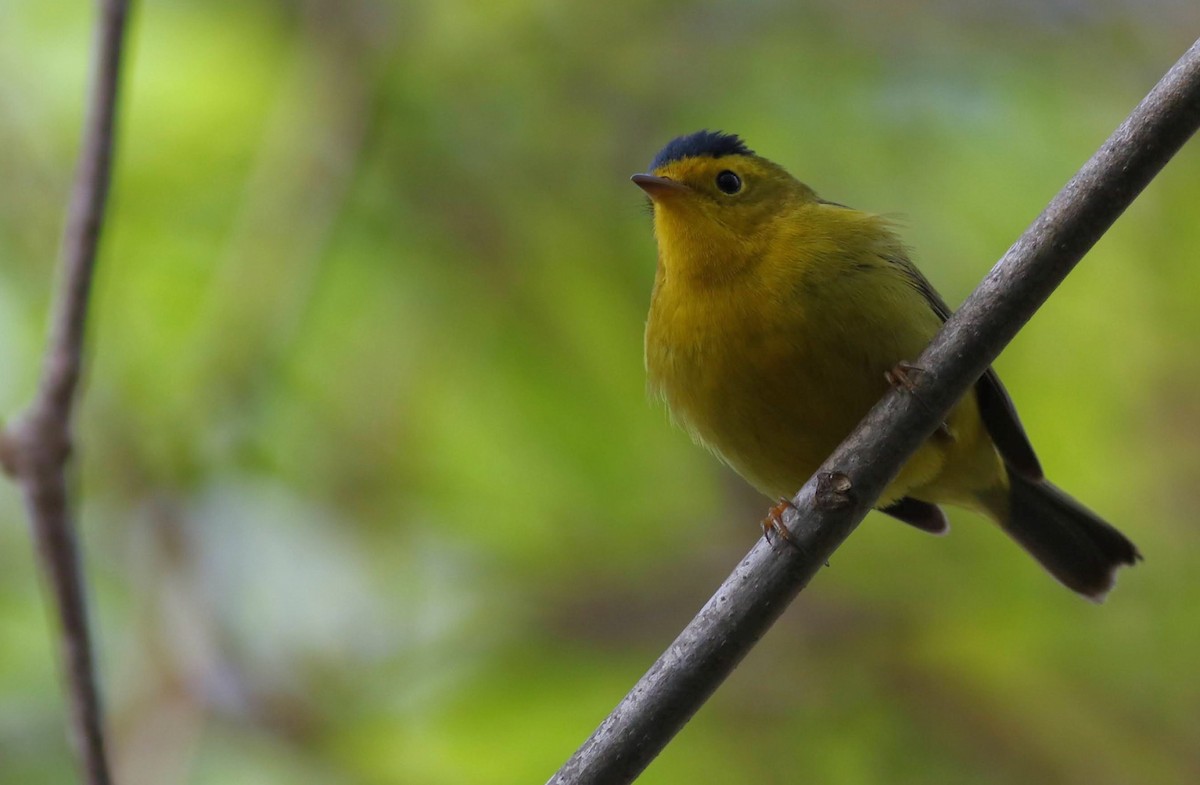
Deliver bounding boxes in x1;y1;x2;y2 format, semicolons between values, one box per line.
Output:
645;258;1005;512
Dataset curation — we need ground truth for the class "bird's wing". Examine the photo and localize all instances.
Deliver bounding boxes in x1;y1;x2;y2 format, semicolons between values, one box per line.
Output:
886;253;1044;480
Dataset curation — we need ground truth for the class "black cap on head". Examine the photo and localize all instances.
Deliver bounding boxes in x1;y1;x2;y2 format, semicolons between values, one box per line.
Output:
649;130;753;171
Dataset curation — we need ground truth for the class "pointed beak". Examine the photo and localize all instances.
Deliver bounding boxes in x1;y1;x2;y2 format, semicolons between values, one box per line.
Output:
630;173;690;199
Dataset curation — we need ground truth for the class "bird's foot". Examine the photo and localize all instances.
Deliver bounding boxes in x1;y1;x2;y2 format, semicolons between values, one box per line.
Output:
885;360;926;392
761;497;799;549
885;361;952;439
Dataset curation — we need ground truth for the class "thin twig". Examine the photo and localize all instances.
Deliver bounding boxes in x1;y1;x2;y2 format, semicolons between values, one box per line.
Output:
548;37;1200;785
0;2;132;784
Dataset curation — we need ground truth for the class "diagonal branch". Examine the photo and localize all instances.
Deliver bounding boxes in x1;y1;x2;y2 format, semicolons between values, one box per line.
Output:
0;1;132;784
548;37;1200;785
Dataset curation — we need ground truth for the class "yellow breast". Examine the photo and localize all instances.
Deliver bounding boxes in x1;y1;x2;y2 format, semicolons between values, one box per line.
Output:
644;203;1002;508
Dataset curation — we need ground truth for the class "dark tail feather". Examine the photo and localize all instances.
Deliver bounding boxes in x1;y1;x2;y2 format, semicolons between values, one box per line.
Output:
1003;473;1140;601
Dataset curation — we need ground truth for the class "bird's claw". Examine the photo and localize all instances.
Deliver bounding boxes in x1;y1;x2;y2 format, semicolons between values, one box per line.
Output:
886;361;952;438
762;497;800;550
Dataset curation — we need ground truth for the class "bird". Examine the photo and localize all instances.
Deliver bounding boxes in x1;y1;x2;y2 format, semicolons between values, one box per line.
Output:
632;130;1139;600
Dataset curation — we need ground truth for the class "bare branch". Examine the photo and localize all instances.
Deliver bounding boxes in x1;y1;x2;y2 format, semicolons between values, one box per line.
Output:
0;1;132;784
548;37;1200;785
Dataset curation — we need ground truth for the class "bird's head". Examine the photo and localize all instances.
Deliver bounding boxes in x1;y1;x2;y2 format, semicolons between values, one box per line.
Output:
632;131;817;281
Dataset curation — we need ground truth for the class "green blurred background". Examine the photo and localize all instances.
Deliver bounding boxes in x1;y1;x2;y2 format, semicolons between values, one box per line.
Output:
2;1;1198;783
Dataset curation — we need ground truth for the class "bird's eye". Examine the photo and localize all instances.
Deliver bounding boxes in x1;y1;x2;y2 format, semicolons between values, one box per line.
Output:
715;170;742;195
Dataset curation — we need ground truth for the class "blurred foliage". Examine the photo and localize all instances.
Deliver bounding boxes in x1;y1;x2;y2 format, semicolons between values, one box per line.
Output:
1;0;1199;783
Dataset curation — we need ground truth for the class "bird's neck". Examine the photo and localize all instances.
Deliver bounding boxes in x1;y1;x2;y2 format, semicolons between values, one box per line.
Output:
652;212;767;290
